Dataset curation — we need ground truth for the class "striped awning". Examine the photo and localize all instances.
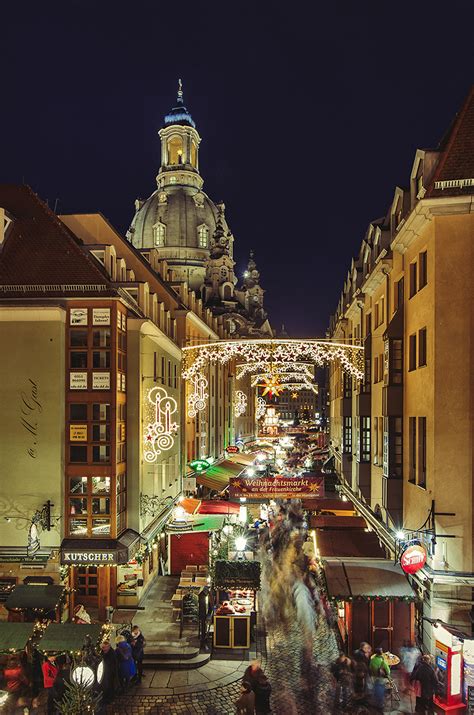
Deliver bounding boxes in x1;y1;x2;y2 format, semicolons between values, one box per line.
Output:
196;460;244;491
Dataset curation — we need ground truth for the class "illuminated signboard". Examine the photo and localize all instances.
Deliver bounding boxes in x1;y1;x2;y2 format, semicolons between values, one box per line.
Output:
189;459;210;472
229;475;324;500
226;446;240;454
400;543;427;574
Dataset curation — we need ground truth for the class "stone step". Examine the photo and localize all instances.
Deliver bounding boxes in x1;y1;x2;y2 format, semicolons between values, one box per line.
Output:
143;652;210;669
144;646;198;660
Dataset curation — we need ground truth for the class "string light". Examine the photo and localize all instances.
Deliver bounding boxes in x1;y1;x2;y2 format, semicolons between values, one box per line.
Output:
234;391;247;417
256;397;266;420
143;386;178;463
187;373;208;418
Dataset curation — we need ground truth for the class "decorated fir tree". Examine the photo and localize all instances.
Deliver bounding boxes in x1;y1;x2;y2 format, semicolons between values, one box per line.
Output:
56;677;102;714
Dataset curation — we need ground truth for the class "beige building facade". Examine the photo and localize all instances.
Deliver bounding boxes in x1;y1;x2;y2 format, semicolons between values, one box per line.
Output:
328;88;474;649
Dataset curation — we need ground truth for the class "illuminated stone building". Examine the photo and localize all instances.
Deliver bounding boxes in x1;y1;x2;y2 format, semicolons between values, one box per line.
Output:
328;87;474;648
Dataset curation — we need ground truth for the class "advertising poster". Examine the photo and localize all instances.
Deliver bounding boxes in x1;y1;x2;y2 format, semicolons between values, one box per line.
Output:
92;372;110;390
92;308;110;325
69;425;87;441
229;475;325;499
70;308;88;326
70;372;87;390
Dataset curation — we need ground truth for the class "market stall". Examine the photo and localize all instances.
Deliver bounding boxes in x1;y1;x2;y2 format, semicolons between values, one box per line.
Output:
0;622;36;654
212;560;260;651
324;560;416;653
37;623;104;655
5;584;66;623
167;514;225;575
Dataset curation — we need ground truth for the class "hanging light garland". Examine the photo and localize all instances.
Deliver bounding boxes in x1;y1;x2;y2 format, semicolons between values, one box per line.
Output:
234;390;247;417
143;387;178;463
187;372;209;418
183;339;364;381
257;373;284;397
256;396;267;420
236;361;314;381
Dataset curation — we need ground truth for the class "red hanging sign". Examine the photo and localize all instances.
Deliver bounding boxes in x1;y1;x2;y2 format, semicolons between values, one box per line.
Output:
400;543;427;574
229;475;324;500
226;445;240;454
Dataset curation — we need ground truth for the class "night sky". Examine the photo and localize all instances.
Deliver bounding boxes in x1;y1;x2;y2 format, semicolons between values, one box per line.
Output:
2;1;474;336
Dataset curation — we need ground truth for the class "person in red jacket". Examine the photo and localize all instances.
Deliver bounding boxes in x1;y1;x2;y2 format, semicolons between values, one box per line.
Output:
4;657;29;693
42;655;59;715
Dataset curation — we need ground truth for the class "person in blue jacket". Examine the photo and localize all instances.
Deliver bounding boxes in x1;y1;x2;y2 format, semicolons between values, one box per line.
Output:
115;635;136;691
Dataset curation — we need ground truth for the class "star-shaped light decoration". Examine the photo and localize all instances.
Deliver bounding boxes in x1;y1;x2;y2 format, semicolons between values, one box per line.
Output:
291;392;298;399
258;373;284;397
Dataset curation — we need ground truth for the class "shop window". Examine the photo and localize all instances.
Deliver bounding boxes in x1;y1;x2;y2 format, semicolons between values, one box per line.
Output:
92;403;110;421
70;498;88;515
92;476;110;494
92;517;110;536
93;329;111;347
70;330;88;347
92;351;110;368
69;518;87;536
70;477;88;494
92;445;110;463
70;404;88;420
92;423;110;442
92;497;110;514
70;352;88;368
70;445;87;463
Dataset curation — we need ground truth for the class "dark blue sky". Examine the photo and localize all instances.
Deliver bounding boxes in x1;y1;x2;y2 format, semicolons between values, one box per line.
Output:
2;1;474;335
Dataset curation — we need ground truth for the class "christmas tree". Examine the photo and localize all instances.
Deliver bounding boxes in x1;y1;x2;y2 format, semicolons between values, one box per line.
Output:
56;678;102;714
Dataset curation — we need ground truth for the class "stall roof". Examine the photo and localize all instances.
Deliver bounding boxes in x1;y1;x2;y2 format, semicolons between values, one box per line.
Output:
38;623;103;654
5;585;65;611
196;460;244;491
167;514;226;533
311;515;367;530
325;561;415;600
317;529;385;558
0;623;36;652
197;501;240;515
229;452;257;466
304;498;356;514
181;498;201;515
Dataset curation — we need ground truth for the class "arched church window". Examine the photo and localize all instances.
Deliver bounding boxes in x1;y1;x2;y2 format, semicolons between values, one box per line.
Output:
223;284;233;300
198;225;209;248
220;267;227;279
153;223;166;247
167;136;184;165
191;140;197;167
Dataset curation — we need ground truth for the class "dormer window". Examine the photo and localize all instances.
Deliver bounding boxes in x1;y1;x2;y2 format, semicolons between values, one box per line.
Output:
198;224;209;248
153;222;166;247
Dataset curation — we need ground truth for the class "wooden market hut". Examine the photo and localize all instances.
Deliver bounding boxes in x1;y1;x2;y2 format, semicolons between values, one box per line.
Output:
0;622;36;655
324;560;416;654
37;623;104;656
5;585;66;623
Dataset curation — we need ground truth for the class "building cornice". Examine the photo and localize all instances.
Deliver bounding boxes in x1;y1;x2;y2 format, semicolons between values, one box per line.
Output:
129;318;182;361
0;306;66;322
361;252;392;296
174;308;219;341
391;195;474;255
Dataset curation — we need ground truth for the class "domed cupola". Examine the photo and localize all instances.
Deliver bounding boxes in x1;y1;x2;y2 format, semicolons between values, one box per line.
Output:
125;81;233;291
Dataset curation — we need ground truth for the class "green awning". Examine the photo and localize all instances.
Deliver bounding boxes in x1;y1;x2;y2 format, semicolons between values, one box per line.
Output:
5;585;65;612
0;623;36;653
38;623;103;654
196;460;244;491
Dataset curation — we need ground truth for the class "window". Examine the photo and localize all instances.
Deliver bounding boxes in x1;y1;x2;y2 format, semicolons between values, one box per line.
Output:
92;497;110;514
70;330;88;347
374;356;379;384
361;417;371;462
373;417;378;463
70;352;88;368
92;351;110;368
70;477;88;494
418;251;427;289
92;403;110;421
409;334;417;371
409;262;417;298
418;417;427;487
70;404;88;420
92;518;110;536
394;278;404;312
409;417;417;482
92;445;110;463
418;328;427;367
93;329;111;347
153;223;166;247
70;446;87;463
343;417;352;453
70;498;87;515
365;313;372;337
161;357;165;385
92;424;110;442
198;225;209;248
92;477;110;494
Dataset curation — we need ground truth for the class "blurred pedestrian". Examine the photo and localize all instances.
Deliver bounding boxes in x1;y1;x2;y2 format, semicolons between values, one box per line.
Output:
331;652;353;681
115;635;136;692
235;680;255;715
4;657;29;696
51;656;71;714
254;671;271;714
400;640;421;693
130;626;145;684
410;654;438;714
41;654;59;715
99;641;117;704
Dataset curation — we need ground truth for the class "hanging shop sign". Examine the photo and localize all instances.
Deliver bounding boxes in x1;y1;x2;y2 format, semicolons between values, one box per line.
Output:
69;425;87;442
92;372;110;390
61;550;117;565
70;309;88;326
229;475;325;500
70;372;87;390
92;308;110;326
226;446;240;454
400;543;427;574
189;459;210;472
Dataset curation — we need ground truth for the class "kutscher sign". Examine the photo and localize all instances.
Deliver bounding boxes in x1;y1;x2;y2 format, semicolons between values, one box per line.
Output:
400;543;427;575
229;475;324;500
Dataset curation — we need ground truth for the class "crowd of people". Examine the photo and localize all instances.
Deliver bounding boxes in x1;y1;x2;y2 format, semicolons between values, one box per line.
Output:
0;625;146;714
330;641;439;714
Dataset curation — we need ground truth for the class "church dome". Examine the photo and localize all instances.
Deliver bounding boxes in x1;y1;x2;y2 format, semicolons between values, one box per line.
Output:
127;186;228;252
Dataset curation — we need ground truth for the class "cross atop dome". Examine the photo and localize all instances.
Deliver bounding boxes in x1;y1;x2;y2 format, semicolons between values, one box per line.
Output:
164;79;196;129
